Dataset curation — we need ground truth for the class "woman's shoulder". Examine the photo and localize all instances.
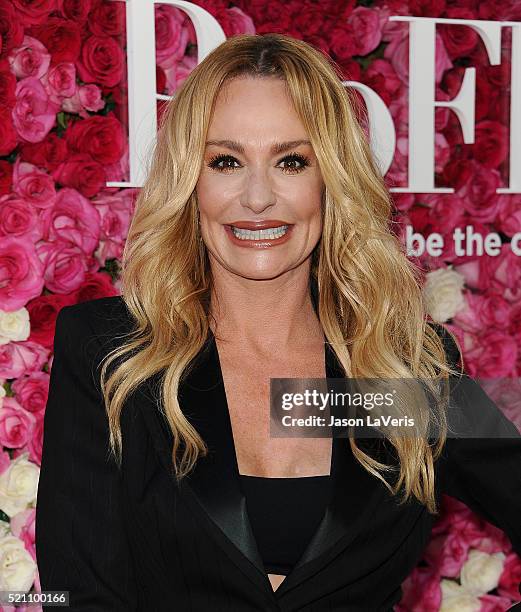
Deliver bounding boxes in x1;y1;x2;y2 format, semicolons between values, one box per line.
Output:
56;295;134;361
58;295;132;334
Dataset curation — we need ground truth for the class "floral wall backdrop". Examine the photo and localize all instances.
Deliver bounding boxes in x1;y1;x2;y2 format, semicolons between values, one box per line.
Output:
0;0;520;610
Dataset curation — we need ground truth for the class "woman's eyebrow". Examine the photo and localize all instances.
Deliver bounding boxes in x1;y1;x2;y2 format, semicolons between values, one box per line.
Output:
204;139;311;154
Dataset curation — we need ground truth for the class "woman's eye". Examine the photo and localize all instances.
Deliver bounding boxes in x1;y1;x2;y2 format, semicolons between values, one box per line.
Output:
207;153;310;174
208;155;240;172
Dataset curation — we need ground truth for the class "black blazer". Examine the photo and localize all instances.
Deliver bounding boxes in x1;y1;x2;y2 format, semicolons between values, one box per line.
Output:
36;295;521;611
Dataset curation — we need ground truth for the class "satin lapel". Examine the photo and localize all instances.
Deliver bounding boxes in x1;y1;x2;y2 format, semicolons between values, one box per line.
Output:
273;343;390;598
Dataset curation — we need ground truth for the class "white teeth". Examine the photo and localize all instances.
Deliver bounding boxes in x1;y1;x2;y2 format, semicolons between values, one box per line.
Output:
231;225;288;240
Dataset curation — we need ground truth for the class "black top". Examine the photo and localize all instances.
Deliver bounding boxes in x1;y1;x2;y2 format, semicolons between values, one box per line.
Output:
239;474;332;575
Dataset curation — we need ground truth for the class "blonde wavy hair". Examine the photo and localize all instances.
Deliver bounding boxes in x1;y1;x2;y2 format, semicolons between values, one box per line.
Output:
100;33;463;514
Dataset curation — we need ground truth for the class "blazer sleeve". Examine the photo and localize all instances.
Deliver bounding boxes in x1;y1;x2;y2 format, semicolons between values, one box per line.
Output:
433;324;521;557
35;305;138;611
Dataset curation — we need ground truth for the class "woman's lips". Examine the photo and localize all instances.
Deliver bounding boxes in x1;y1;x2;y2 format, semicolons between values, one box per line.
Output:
224;223;294;248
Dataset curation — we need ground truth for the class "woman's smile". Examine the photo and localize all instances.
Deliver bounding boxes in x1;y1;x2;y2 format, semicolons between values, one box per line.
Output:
224;221;295;248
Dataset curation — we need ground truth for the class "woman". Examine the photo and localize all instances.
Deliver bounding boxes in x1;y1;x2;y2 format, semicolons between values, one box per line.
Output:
36;33;521;610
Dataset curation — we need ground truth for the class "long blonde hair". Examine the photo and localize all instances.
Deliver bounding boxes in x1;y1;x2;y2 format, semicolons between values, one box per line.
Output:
100;33;462;514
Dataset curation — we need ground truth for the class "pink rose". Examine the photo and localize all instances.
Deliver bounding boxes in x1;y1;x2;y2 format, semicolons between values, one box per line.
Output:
0;194;40;239
364;59;402;106
479;378;521;433
155;4;190;68
8;35;50;79
0;450;10;475
0;397;36;449
347;7;382;56
442;159;502;223
0;340;48;379
498;552;521;600
12;77;59;143
11;372;50;414
40;187;100;254
10;508;36;560
27;413;43;465
479;593;518;611
93;189;136;263
0;235;44;310
163;54;197;95
459;329;517;377
497;194;521;237
424;532;470;577
78;84;104;112
37;240;94;294
219;7;255;37
12;159;56;209
453;292;511;333
384;26;452;85
396;566;441;612
42;62;76;104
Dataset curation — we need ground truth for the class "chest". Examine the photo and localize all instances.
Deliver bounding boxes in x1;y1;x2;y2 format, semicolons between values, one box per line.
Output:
215;342;332;477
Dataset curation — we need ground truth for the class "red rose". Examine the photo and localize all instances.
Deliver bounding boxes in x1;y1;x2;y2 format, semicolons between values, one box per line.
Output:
72;271;119;304
65;114;125;165
20;132;68;172
26;293;76;348
438;8;479;59
88;0;126;37
408;0;446;17
475;73;497;121
11;0;59;26
0;0;24;59
0;107;17;156
0;160;12;195
329;25;357;60
0;60;17;107
474;120;509;169
76;35;124;87
62;0;92;23
28;17;81;64
52;153;106;198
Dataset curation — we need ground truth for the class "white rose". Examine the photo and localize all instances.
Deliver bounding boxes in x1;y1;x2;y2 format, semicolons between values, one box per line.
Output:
0;535;36;591
0;521;10;539
0;308;30;345
423;266;466;323
440;579;481;612
0;454;39;518
460;549;506;596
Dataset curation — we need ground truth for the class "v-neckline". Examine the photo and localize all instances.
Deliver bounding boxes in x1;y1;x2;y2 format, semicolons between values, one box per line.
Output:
208;328;338;481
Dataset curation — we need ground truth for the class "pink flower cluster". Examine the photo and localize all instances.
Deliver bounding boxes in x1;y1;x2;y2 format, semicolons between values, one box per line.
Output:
397;496;521;610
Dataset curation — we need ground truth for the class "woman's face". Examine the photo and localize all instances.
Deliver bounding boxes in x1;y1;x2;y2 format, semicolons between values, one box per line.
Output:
196;76;324;281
